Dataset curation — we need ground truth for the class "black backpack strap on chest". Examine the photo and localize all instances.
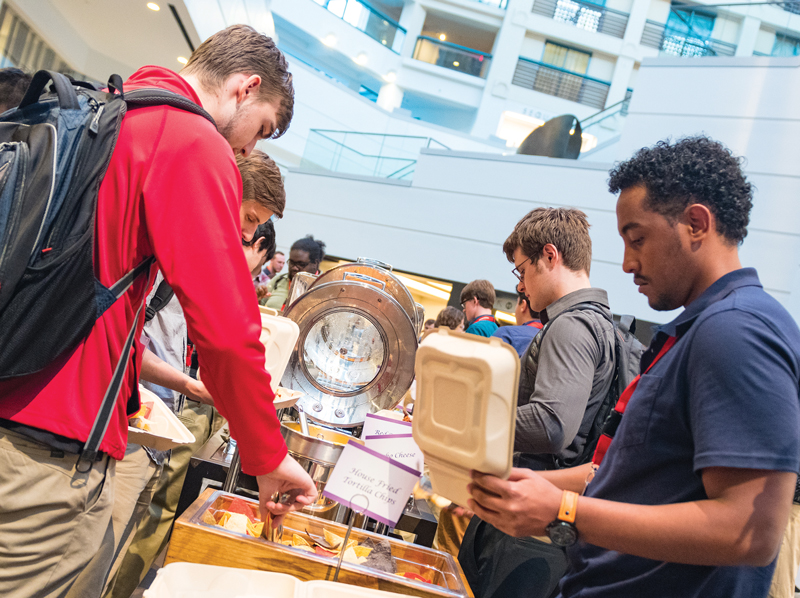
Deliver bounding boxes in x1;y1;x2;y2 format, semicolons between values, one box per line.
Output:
145;279;175;322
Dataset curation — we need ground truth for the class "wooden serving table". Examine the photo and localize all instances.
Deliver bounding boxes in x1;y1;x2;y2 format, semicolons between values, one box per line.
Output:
168;489;473;598
177;429;439;547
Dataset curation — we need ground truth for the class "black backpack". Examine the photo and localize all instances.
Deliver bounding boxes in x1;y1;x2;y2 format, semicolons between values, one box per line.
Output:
0;70;215;466
535;302;644;469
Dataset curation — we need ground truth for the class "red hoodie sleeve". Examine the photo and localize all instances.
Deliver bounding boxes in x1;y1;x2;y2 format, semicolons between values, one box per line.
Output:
141;108;287;475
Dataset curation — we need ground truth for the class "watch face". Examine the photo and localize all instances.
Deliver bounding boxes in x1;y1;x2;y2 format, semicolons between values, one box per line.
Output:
547;521;578;547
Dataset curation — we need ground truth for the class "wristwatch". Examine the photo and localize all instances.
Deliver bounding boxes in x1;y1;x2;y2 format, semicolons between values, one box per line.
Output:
546;490;579;547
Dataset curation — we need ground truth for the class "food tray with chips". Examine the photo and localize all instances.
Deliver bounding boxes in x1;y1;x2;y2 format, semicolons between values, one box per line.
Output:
128;386;195;452
166;489;473;598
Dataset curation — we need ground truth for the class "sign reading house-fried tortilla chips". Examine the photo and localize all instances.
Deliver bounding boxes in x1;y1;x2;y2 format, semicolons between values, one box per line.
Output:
323;440;420;527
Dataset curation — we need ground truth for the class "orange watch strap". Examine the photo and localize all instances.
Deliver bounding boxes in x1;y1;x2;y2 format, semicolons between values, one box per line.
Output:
558;490;579;524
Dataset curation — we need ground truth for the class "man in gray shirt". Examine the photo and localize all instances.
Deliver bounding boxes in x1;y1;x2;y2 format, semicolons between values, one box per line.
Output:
459;207;616;598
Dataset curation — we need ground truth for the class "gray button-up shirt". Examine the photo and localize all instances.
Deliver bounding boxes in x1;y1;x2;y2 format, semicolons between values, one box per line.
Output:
514;287;616;469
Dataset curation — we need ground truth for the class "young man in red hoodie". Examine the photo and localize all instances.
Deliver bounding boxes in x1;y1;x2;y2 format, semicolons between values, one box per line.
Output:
0;25;316;598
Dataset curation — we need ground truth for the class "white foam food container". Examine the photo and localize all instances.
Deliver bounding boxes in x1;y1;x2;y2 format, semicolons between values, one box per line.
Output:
412;329;519;507
145;562;419;598
128;386;196;451
260;312;300;393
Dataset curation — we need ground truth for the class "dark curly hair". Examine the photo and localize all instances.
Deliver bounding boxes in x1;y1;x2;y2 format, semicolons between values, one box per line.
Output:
608;136;753;245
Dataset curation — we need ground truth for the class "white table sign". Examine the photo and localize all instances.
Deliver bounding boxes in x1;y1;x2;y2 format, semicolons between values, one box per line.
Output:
323;440;421;527
360;413;412;439
364;433;424;471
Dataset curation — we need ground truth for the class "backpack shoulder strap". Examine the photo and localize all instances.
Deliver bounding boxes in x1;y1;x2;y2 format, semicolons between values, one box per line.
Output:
145;279;175;322
123;88;216;128
77;256;154;472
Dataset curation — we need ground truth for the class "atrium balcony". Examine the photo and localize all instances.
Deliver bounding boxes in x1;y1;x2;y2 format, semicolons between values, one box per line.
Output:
412;36;492;79
532;0;629;39
640;20;736;56
512;57;610;109
312;0;406;53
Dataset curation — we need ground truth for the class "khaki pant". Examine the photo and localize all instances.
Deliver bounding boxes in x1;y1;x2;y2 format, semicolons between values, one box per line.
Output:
0;425;115;598
106;401;221;598
435;509;473;558
769;503;800;598
81;443;161;598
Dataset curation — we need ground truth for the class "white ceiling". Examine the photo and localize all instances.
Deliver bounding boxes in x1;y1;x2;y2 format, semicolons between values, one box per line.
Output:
16;0;202;78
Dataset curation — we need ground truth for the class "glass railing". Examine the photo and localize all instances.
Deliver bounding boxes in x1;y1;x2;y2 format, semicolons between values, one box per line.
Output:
301;130;450;181
512;57;610;109
783;1;800;15
532;0;629;39
313;0;406;53
579;89;632;151
412;36;492;79
640;20;736;56
469;0;509;7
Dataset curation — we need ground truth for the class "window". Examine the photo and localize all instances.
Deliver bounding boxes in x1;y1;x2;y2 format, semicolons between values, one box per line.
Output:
662;6;715;57
553;0;604;33
772;33;800;57
542;42;590;74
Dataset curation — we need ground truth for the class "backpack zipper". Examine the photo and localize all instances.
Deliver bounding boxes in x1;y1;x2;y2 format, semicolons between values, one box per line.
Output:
89;104;104;136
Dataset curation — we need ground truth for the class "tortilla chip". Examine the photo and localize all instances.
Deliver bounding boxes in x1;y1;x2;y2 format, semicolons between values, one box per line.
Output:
222;512;249;535
292;533;311;547
246;520;264;537
353;546;372;558
323;528;343;549
201;509;217;526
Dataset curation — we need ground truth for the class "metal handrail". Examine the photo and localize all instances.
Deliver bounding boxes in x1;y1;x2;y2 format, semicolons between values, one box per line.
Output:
580;92;632;128
313;0;406;53
516;56;611;86
468;0;509;7
311;129;450;148
316;0;406;33
415;35;493;58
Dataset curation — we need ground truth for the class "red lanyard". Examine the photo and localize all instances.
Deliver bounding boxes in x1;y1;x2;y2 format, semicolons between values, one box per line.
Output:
474;315;496;324
592;335;677;466
526;320;544;329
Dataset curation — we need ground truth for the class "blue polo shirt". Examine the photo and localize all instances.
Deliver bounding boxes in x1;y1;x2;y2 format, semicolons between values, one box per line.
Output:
561;268;800;598
491;321;543;357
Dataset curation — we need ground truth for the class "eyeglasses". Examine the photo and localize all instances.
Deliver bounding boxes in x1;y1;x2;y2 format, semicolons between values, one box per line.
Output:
288;259;312;270
512;256;533;282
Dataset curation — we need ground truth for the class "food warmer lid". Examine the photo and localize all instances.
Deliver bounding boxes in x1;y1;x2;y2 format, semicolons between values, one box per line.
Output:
311;259;419;332
280;279;417;428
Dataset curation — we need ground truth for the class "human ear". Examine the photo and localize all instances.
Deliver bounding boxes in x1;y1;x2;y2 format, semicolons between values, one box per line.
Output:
684;204;712;241
542;243;559;266
239;74;262;102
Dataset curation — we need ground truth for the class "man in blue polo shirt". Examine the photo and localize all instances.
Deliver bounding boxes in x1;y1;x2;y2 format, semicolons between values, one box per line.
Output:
492;290;543;357
466;136;800;598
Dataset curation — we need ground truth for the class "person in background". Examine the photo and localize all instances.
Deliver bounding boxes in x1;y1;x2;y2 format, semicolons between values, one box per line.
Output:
0;67;31;113
258;250;285;283
461;280;499;337
468;137;800;598
247;222;276;301
423;318;436;332
434;306;465;331
491;290;543;357
263;235;326;311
